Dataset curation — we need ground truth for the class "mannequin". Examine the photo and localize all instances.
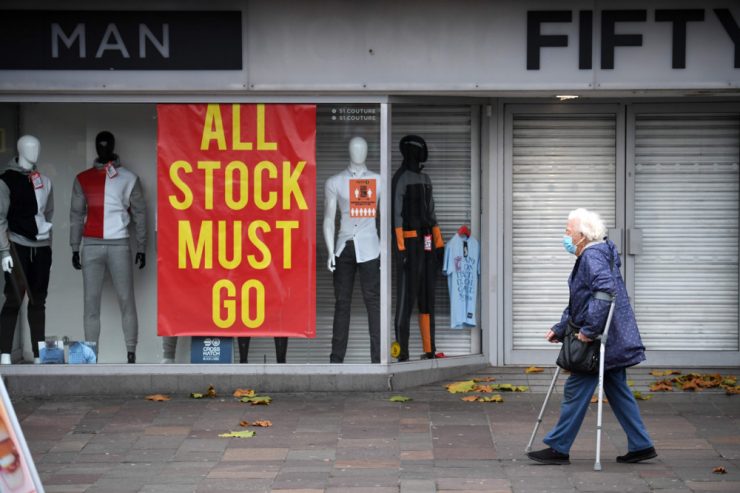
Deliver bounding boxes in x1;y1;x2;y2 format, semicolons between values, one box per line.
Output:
0;135;54;365
392;135;444;361
323;136;381;363
70;131;147;363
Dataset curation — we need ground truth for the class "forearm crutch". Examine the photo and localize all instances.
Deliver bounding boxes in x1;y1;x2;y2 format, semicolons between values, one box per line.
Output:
525;366;561;453
594;298;616;471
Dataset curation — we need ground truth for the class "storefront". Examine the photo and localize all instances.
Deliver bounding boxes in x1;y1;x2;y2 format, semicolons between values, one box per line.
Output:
0;1;738;389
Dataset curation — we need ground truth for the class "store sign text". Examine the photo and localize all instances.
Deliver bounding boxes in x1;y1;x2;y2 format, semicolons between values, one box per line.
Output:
157;104;317;337
527;9;740;70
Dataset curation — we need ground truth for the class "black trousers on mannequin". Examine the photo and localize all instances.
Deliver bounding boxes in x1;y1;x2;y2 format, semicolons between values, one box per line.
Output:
0;243;52;358
238;337;288;363
330;241;380;363
394;235;438;361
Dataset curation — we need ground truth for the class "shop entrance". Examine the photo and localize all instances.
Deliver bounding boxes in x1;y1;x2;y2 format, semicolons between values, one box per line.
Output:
504;102;740;367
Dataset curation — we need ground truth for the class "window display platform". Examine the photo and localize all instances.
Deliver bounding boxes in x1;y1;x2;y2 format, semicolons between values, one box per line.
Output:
0;355;488;396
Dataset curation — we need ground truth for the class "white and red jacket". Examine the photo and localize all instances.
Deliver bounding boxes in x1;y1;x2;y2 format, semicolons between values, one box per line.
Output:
70;156;147;252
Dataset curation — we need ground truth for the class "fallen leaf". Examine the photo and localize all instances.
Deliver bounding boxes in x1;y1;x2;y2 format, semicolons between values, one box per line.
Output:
525;366;544;374
241;396;272;405
233;388;256;398
473;377;496;382
681;380;701;392
389;395;412;402
190;393;204;399
145;394;170;402
473;385;494;393
218;430;255;438
721;376;737;387
461;395;479;402
478;394;504;403
712;466;727;474
252;420;272;427
207;385;217;398
650;369;681;377
632;391;652;401
725;386;740;395
446;380;477;394
515;386;529;392
590;395;608;404
239;421;250;427
649;381;674;392
497;384;515;392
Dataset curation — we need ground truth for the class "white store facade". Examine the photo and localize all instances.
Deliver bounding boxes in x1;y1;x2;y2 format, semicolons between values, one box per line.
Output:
0;0;738;389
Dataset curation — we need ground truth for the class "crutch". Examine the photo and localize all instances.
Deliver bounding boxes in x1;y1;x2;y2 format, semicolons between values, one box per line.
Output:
525;365;561;453
593;297;616;471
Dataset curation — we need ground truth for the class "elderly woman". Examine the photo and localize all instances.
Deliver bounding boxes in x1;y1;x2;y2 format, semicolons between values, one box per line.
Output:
527;208;656;465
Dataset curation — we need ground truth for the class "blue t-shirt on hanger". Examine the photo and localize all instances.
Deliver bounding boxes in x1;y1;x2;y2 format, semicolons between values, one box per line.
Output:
443;232;480;328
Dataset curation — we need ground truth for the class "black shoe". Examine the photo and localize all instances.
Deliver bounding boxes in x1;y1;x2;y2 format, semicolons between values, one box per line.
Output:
127;352;136;364
526;447;570;465
617;446;657;463
420;352;435;360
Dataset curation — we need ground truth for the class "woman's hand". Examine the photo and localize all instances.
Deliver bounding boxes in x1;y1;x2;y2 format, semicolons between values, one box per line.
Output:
576;332;593;343
545;329;559;343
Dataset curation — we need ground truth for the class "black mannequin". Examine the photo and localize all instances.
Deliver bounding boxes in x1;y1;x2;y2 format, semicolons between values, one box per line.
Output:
72;131;146;271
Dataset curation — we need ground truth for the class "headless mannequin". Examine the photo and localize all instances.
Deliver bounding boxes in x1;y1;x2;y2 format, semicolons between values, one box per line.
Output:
0;135;53;365
70;130;147;363
323;136;381;363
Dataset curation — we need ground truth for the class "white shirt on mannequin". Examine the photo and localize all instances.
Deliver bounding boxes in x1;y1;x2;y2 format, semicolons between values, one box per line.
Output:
323;136;381;271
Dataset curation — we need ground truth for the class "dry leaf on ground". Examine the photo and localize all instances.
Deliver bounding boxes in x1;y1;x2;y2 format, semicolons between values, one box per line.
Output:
389;395;412;402
712;466;727;474
525;366;544;374
446;380;477;394
473;385;494;393
461;395;479;402
590;395;608;404
239;421;250;427
145;394;170;402
252;420;272;427
218;430;255;438
478;395;504;403
649;381;674;392
632;391;652;401
473;377;496;382
206;385;217;398
241;396;272;405
233;388;256;398
650;370;681;377
190;393;204;399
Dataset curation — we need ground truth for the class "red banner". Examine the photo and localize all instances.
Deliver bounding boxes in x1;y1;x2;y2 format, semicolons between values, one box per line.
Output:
157;104;316;337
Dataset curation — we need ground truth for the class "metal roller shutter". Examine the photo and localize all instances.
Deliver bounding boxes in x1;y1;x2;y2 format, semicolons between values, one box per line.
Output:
633;114;740;351
511;114;617;350
391;105;475;358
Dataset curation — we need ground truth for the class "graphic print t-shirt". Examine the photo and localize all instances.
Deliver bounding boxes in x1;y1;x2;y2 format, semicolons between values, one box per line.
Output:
443;233;480;328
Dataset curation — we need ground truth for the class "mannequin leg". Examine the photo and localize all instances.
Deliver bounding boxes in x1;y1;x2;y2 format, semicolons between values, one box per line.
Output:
274;337;288;363
238;337;250;363
107;245;138;354
330;246;357;363
162;336;178;361
25;246;52;358
0;270;24;355
398;238;422;361
82;245;107;347
358;257;380;363
393;249;406;347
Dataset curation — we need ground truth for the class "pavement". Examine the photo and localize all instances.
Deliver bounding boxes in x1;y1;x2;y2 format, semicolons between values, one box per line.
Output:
11;366;740;493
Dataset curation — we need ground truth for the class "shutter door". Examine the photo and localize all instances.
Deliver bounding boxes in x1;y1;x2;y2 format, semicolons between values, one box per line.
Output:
633;114;740;351
392;105;474;358
511;113;617;350
243;104;382;363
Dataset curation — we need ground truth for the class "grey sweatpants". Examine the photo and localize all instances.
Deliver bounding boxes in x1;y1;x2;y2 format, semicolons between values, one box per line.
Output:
82;244;138;352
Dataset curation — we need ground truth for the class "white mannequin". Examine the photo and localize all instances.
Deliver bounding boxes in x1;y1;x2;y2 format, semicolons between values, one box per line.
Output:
323;136;369;272
1;136;40;274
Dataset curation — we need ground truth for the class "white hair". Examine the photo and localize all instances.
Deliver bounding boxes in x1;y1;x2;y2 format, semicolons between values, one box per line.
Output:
568;208;607;241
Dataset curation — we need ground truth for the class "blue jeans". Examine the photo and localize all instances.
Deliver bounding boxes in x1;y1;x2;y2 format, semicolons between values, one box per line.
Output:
544;368;653;455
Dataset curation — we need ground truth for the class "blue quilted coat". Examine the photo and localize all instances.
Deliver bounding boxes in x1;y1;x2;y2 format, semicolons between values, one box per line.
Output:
552;239;646;370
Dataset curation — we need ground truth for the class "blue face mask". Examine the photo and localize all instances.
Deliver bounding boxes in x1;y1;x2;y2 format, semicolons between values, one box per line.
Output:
563;235;578;255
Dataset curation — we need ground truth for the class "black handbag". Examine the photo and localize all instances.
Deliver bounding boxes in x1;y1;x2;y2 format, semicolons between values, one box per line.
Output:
556;320;600;374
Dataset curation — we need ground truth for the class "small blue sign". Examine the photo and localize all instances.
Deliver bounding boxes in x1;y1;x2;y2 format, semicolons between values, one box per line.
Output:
191;337;233;364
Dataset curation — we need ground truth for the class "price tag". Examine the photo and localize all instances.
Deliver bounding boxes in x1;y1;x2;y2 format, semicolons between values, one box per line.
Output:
105;162;118;178
424;234;432;252
29;172;43;189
